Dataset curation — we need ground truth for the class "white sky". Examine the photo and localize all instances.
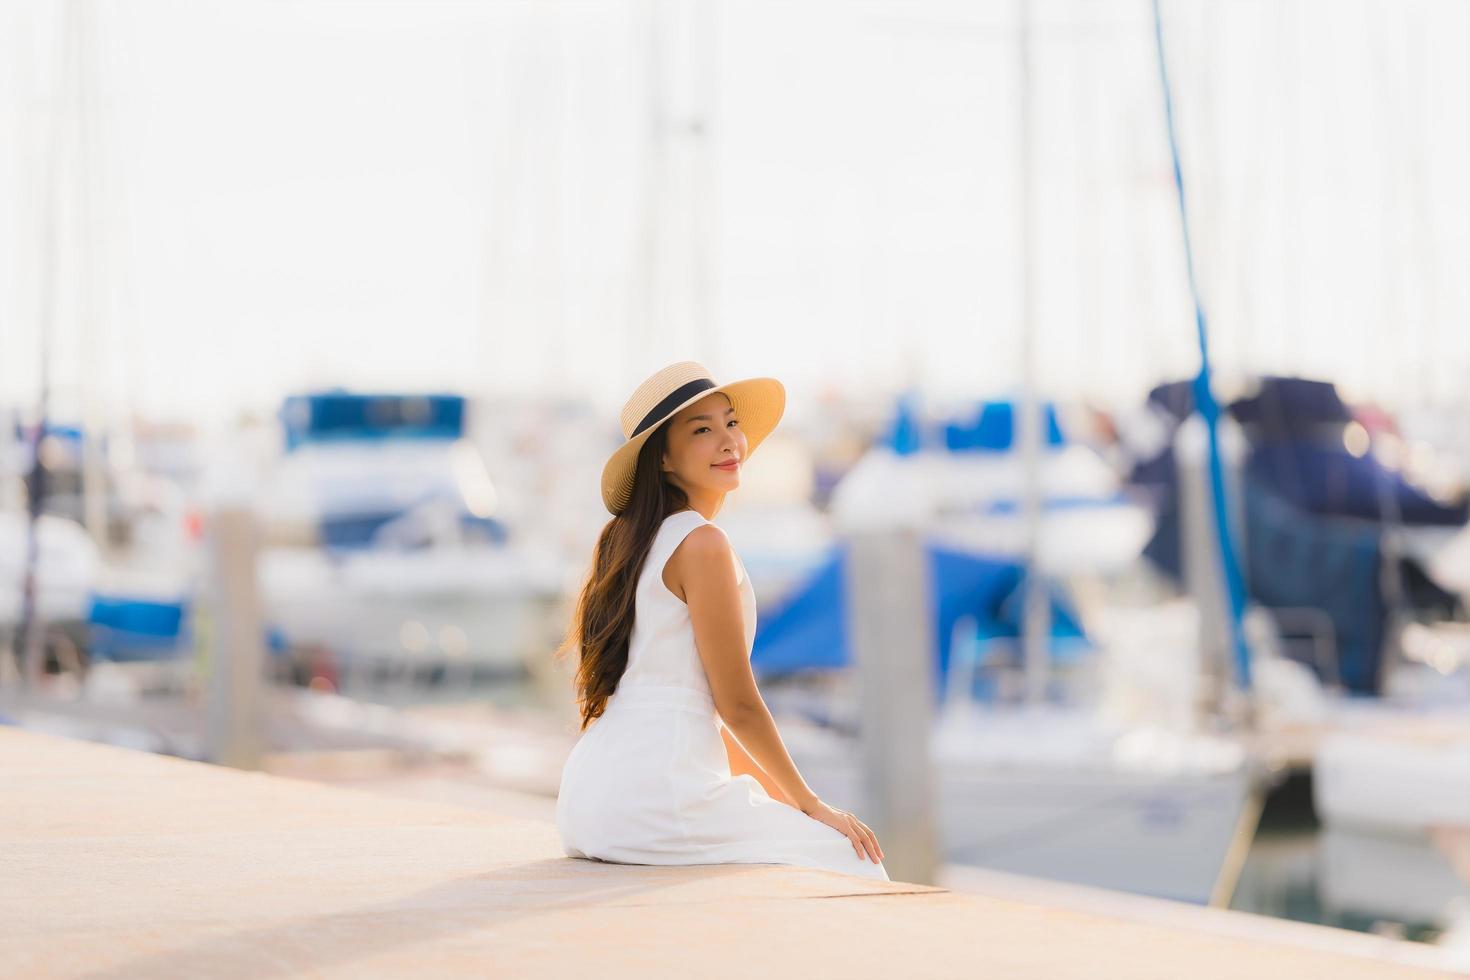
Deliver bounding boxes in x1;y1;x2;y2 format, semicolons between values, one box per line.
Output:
4;0;1469;432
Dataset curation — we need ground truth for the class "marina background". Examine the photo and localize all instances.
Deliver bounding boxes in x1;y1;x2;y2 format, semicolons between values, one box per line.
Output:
4;0;1470;971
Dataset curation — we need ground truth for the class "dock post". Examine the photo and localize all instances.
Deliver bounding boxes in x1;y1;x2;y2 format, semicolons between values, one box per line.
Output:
204;506;266;769
842;519;941;885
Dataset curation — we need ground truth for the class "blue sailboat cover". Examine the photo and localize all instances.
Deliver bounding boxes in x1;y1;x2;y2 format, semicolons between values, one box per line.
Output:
751;542;1089;699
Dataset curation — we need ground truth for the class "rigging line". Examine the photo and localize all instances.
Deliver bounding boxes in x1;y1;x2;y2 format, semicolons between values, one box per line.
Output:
1363;0;1412;620
1149;0;1252;691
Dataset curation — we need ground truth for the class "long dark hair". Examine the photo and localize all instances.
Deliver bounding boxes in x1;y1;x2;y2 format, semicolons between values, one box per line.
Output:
557;419;690;731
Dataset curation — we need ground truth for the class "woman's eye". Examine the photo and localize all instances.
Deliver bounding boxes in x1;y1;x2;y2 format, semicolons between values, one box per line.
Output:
694;426;709;434
728;419;739;427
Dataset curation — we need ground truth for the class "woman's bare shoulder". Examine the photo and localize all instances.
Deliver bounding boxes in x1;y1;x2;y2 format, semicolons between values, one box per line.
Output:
663;523;736;600
678;522;730;555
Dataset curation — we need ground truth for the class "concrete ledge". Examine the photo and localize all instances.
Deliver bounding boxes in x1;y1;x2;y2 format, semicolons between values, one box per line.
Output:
2;726;1461;978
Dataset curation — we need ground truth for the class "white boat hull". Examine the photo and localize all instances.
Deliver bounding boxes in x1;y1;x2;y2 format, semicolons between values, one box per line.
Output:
259;546;566;674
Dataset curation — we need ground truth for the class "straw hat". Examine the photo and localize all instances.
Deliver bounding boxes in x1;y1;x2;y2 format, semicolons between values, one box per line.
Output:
601;361;786;514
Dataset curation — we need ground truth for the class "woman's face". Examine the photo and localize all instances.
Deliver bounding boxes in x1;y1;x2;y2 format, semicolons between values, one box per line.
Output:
661;392;747;502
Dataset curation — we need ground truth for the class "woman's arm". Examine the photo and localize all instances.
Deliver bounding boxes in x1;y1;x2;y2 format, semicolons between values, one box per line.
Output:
671;524;885;865
670;525;820;812
719;720;798;808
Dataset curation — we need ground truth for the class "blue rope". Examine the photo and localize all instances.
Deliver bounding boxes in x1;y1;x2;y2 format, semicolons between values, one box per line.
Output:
1149;0;1253;690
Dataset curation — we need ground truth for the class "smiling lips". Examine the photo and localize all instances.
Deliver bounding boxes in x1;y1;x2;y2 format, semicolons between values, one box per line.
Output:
713;459;740;470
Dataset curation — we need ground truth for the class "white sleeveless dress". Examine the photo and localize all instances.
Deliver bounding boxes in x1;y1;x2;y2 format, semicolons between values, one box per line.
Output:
556;509;890;881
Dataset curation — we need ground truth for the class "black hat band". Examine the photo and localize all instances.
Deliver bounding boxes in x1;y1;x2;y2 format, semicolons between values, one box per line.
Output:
631;378;717;438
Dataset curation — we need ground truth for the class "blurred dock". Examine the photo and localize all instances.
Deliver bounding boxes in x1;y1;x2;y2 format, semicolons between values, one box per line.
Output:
4;726;1464;979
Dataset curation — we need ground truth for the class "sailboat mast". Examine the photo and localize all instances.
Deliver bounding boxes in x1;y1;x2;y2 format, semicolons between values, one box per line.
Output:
77;0;108;552
1150;0;1252;696
16;0;77;689
1018;0;1050;704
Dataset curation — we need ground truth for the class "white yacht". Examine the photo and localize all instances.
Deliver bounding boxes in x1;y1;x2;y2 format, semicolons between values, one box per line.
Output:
255;392;570;690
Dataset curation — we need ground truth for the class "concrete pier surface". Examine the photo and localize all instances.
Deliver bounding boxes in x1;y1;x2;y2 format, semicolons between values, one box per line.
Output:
3;726;1463;979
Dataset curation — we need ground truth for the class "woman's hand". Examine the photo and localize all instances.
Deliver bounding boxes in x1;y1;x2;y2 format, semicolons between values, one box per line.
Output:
800;797;884;864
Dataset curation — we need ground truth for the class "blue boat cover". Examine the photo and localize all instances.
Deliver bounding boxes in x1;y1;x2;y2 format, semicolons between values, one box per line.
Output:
751;542;1089;699
87;595;287;662
882;394;1066;455
281;391;466;451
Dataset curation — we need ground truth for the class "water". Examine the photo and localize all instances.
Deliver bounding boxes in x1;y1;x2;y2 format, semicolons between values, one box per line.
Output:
1230;774;1470;946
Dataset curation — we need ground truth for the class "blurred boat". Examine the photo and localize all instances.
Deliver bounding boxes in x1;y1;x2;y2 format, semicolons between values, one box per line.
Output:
1;417;202;555
750;395;1156;678
721;394;1155;619
831;394;1156;575
752;539;1094;688
0;510;100;643
762;589;1261;904
256;392;569;687
748;397;1262;903
1;410;224;680
1310;699;1470;853
0;425;103;651
1126;375;1468;695
1114;376;1470;898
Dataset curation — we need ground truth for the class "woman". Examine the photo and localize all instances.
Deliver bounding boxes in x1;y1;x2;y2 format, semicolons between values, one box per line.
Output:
555;360;888;881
